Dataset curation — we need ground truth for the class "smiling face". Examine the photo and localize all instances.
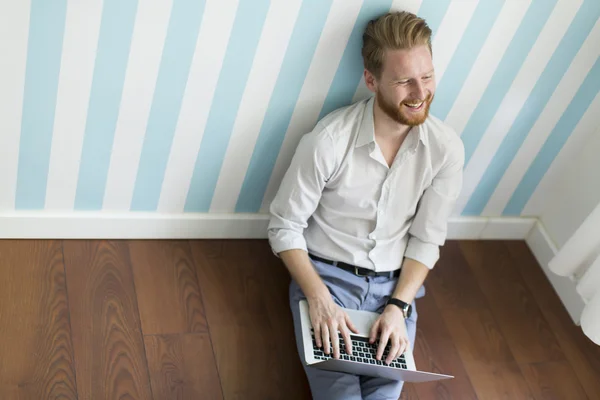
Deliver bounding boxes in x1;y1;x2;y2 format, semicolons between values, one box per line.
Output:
366;45;435;126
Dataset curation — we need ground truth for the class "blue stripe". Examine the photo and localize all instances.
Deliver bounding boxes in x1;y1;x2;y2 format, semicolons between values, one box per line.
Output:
184;0;270;212
464;0;600;216
317;0;393;121
460;0;557;165
15;0;67;209
74;0;138;210
417;0;452;39
130;0;206;211
235;0;334;213
430;0;504;120
504;57;600;215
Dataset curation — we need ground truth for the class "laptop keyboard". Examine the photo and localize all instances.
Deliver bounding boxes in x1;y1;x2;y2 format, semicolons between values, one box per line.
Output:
311;330;408;369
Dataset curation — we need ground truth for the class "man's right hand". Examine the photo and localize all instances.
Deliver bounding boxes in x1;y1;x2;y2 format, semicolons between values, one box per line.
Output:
308;295;359;359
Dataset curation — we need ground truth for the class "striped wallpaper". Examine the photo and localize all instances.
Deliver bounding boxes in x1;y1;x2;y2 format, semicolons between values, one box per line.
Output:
1;0;599;217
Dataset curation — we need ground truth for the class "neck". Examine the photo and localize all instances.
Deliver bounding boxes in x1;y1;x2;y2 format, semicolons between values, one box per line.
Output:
373;96;411;141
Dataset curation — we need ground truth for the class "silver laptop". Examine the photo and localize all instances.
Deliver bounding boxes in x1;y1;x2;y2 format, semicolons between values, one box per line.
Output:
298;299;453;382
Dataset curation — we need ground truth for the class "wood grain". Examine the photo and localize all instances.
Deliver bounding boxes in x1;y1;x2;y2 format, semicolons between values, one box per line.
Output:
429;242;515;363
429;241;533;399
506;241;600;399
0;240;77;399
144;333;223;400
190;239;312;400
521;361;588;400
399;383;420;400
460;240;564;364
413;285;477;400
1;238;596;400
63;240;152;399
129;240;207;335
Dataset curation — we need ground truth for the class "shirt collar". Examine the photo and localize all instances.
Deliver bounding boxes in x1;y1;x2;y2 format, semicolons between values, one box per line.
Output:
355;97;376;148
355;96;429;148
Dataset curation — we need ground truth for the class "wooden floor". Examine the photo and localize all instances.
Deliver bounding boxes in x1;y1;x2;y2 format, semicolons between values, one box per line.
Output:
0;240;599;399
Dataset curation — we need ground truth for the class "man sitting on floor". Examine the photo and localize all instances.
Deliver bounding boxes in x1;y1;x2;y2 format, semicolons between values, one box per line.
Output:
268;11;464;400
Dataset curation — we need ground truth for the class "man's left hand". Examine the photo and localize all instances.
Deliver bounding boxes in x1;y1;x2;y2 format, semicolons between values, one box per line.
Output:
369;304;409;365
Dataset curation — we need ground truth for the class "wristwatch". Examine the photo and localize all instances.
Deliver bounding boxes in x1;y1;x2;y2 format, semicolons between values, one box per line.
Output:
386;298;412;319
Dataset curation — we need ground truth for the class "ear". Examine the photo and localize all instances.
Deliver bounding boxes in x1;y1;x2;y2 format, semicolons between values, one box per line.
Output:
364;69;378;93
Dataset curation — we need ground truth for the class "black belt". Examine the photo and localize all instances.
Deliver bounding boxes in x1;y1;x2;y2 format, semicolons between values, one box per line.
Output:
309;253;400;278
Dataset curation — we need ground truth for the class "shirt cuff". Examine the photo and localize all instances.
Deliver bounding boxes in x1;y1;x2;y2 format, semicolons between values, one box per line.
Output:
404;236;440;269
268;233;308;257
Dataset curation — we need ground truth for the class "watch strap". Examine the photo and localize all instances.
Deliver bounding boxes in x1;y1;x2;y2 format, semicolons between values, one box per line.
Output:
386;298;412;319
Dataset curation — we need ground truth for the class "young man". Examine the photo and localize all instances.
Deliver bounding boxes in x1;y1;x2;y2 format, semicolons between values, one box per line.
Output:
268;11;464;400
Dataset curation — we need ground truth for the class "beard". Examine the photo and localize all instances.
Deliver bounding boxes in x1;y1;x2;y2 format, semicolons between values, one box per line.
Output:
376;90;433;126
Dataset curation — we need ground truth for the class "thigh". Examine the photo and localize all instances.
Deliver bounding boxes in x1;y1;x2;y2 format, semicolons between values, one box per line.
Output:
289;280;362;400
360;376;404;400
305;366;362;400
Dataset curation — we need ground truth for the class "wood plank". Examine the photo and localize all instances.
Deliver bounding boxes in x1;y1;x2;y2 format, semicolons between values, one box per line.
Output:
144;333;223;400
520;361;588;400
429;241;533;399
399;383;420;400
63;240;152;399
129;240;207;335
459;240;564;364
506;241;600;399
413;284;478;400
430;242;516;362
258;244;314;400
190;239;312;400
0;240;77;399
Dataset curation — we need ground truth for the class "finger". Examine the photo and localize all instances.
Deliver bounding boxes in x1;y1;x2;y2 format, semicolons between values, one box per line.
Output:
369;320;380;344
314;325;322;348
387;335;400;365
322;324;331;355
399;338;409;359
377;328;391;361
330;323;340;359
340;324;353;356
345;314;360;334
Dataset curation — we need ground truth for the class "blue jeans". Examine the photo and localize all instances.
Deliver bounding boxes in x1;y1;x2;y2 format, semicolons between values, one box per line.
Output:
289;259;423;400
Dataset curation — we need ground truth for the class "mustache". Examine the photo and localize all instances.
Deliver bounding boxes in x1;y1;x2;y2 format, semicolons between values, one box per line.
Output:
402;93;433;104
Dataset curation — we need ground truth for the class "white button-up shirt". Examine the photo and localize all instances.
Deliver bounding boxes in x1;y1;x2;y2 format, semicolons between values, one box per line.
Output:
268;97;464;272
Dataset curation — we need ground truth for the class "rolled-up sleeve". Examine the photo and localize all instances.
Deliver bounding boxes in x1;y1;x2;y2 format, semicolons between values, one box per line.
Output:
267;125;336;255
405;138;465;269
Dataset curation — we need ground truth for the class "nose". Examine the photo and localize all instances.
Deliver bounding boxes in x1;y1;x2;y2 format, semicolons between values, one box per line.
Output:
413;81;427;100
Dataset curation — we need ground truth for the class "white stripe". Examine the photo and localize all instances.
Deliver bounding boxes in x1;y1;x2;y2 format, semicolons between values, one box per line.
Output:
261;0;363;212
352;0;423;103
45;0;103;210
0;1;30;209
158;0;239;212
484;17;600;216
392;0;422;14
352;77;373;105
445;0;531;134
432;0;479;83
524;92;600;216
455;0;582;215
102;0;174;210
210;0;302;212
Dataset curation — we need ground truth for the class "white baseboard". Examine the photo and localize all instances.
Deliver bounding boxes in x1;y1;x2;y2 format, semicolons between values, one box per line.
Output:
0;212;271;239
0;212;538;240
446;216;536;239
526;220;585;324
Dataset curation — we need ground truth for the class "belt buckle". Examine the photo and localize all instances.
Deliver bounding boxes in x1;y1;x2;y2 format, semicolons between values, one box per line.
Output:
354;266;367;277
